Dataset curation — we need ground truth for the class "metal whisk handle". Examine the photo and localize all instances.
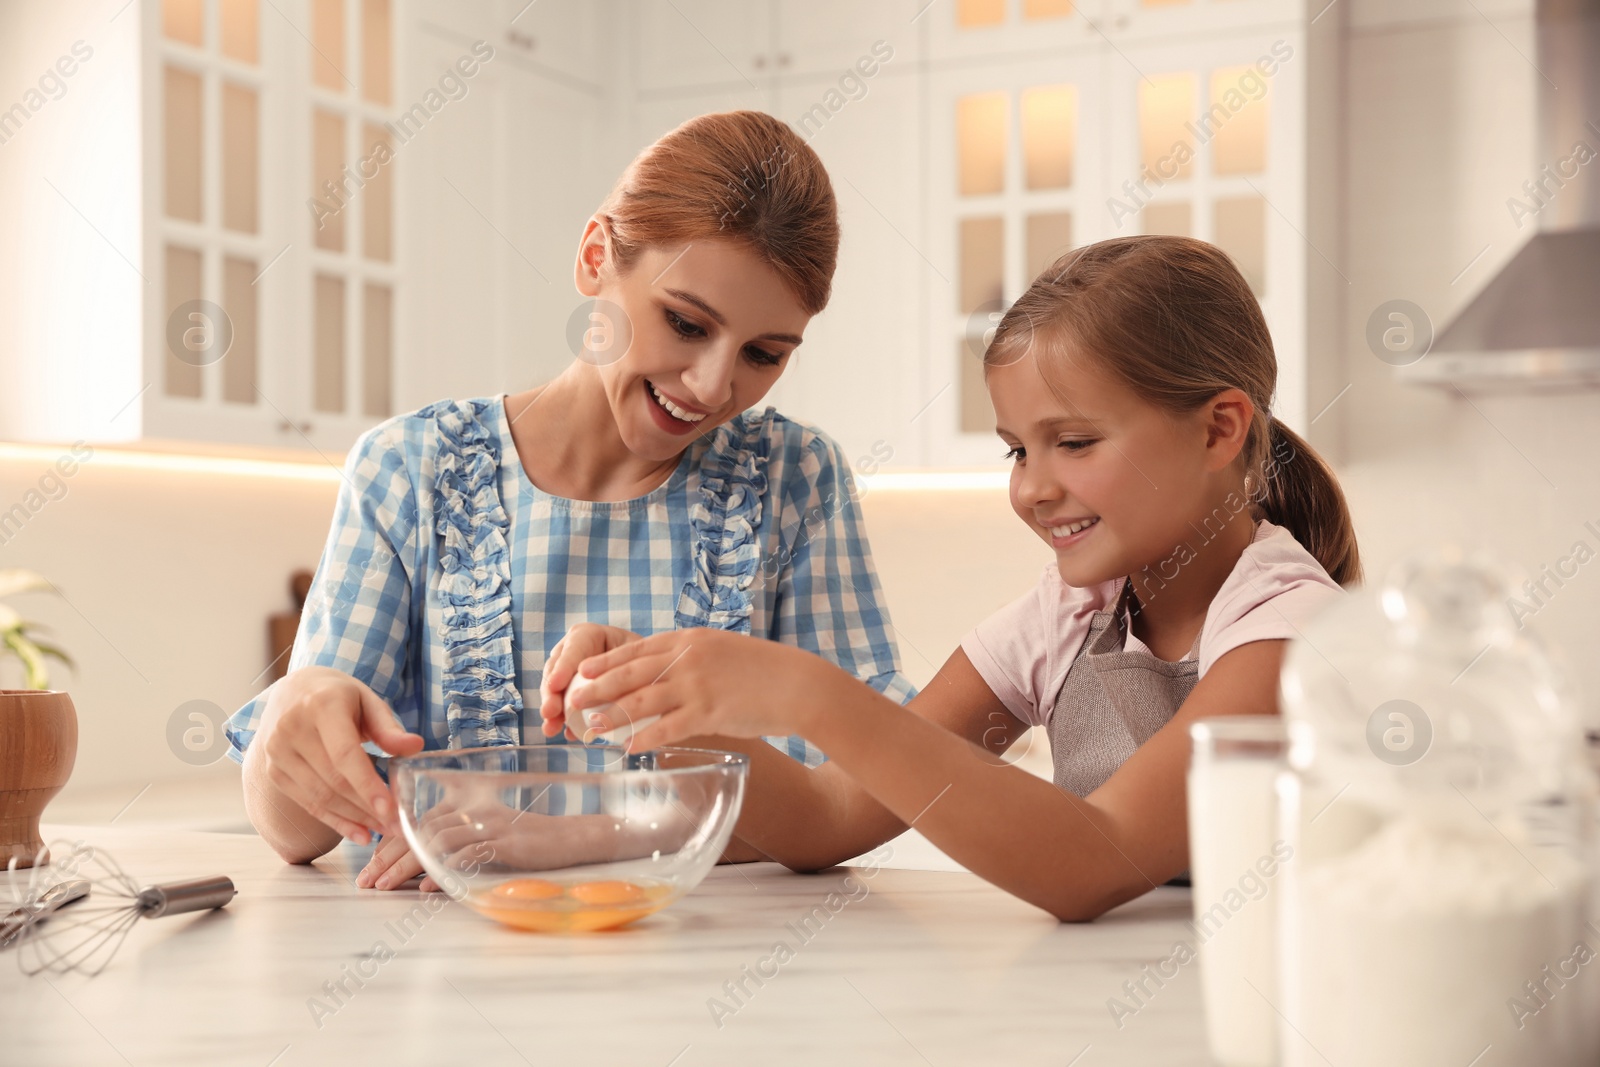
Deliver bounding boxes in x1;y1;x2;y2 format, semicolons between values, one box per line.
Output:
135;876;237;918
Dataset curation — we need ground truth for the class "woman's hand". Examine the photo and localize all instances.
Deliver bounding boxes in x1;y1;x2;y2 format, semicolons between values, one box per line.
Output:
256;666;425;845
538;623;645;740
566;629;824;751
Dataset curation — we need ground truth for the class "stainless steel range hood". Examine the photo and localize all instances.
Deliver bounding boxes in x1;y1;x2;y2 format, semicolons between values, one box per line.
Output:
1404;0;1600;389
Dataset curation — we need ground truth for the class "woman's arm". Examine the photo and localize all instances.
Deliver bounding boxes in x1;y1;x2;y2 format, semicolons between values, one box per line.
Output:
577;630;1286;921
225;421;423;868
241;709;343;864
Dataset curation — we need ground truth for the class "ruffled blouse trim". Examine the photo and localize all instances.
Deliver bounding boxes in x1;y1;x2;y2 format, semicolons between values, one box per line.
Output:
422;398;522;749
675;407;773;634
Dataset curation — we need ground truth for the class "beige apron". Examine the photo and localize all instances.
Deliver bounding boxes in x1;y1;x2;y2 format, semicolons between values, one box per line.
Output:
1048;578;1199;795
1047;579;1197;885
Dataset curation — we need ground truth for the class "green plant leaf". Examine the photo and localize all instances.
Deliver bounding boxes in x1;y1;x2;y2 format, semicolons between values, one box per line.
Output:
27;640;75;672
0;570;54;600
1;629;50;690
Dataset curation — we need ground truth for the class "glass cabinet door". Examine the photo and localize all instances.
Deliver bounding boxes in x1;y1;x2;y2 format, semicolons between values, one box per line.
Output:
926;52;1104;465
148;0;397;453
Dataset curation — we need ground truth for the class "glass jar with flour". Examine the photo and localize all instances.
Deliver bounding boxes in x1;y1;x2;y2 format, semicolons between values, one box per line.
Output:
1276;547;1600;1067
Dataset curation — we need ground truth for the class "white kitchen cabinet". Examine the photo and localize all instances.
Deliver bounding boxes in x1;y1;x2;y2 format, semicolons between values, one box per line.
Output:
633;0;772;92
415;0;604;90
388;6;610;412
135;0;414;457
491;57;611;398
0;0;610;458
770;0;924;76
395;23;511;412
769;70;926;469
2;0;1335;471
914;2;1335;466
1103;0;1306;43
923;0;1109;63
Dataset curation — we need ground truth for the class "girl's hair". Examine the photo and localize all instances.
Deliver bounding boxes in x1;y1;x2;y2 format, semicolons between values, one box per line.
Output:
986;235;1361;586
596;111;840;315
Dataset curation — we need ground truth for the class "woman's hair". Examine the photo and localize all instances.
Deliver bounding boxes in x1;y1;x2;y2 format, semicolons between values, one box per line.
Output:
986;235;1361;586
596;111;840;315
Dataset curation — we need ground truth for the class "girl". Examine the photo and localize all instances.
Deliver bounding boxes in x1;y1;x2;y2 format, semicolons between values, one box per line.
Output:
545;235;1360;921
225;111;916;890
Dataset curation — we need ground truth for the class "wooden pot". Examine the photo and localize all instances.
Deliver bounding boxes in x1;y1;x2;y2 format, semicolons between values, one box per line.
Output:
0;690;78;868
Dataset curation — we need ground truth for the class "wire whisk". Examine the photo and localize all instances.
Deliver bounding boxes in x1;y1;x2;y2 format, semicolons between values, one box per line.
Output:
2;838;236;976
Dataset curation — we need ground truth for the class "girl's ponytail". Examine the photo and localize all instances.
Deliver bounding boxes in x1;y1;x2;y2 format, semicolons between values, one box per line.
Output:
1256;417;1362;586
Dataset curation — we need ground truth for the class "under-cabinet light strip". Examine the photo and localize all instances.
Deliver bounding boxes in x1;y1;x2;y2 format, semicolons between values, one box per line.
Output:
0;443;1011;491
0;444;346;483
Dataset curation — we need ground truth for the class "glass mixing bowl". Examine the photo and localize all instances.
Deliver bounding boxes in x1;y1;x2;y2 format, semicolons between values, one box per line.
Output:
391;745;748;932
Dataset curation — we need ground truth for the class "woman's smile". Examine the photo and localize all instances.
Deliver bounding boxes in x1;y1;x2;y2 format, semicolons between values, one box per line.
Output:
644;379;711;434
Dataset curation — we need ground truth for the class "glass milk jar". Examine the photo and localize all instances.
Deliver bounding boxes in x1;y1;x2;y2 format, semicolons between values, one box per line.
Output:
1275;548;1599;1067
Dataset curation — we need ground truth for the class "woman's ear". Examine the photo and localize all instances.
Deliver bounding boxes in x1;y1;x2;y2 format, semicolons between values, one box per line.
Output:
573;215;612;298
1203;388;1255;471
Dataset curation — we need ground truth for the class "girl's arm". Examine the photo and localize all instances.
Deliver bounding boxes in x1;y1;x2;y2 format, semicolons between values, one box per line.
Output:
543;625;1026;872
678;647;1024;873
573;631;1286;921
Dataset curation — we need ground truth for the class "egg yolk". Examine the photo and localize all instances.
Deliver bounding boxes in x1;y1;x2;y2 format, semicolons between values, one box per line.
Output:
473;877;670;933
569;880;646;906
490;878;563;901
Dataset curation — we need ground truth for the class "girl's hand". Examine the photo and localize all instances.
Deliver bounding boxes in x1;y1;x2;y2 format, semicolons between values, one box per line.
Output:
567;629;820;751
538;623;644;740
357;832;440;892
257;666;425;844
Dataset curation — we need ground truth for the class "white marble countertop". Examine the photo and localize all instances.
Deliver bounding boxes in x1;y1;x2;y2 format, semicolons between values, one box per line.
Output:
2;823;1210;1066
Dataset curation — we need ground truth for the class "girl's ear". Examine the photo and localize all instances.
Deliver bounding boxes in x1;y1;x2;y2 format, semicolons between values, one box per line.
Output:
1203;387;1255;471
573;215;613;298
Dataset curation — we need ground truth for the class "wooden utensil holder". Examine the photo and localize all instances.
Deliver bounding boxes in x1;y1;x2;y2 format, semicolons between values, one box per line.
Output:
0;690;78;868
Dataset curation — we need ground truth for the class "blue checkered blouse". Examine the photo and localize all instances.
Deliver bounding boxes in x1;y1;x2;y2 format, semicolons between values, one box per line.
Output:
224;395;915;770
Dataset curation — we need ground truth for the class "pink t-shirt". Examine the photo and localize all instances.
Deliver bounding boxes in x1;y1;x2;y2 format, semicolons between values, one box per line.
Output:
962;520;1345;728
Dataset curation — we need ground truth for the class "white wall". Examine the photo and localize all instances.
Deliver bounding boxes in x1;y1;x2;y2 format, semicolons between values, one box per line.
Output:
1334;0;1600;720
0;448;1046;809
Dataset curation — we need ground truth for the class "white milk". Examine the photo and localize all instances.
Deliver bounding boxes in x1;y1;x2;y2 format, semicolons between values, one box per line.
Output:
1286;812;1590;1067
1186;758;1285;1067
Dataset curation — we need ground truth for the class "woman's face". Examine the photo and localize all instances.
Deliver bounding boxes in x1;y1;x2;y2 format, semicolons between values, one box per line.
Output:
575;221;813;462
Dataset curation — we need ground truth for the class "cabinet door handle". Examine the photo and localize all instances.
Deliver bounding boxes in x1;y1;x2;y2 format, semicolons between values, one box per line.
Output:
279;420;315;434
753;54;767;69
777;52;791;68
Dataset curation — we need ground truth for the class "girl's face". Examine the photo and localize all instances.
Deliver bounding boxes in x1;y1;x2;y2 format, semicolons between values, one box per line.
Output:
988;347;1246;588
575;222;812;462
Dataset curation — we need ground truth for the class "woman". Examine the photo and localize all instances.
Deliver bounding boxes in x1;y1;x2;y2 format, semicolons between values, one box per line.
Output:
224;112;915;889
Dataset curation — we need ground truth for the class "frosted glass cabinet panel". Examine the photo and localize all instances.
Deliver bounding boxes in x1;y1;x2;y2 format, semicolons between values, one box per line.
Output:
163;66;203;222
1022;84;1076;190
1139;73;1195;183
957;92;1009;196
220;0;259;63
221;83;259;233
